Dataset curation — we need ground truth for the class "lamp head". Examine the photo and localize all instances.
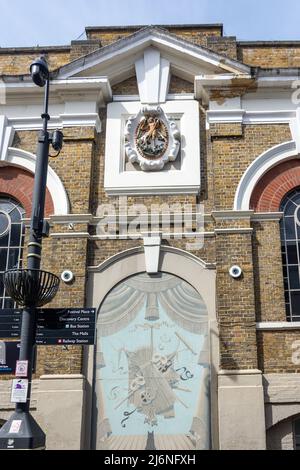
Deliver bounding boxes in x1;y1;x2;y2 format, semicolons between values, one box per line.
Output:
30;56;49;87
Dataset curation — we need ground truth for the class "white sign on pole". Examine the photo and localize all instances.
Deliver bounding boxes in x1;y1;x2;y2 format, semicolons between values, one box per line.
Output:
9;420;22;434
10;379;28;403
15;360;28;377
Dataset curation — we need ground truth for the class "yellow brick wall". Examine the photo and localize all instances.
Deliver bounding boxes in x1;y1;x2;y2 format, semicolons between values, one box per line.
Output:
86;26;222;47
0;50;70;75
239;45;300;67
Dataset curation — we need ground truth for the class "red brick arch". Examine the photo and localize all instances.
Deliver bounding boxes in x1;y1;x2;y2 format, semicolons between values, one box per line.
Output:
250;159;300;212
0;165;54;217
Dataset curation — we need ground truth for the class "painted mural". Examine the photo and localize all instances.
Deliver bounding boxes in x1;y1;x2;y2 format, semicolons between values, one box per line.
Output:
93;272;210;450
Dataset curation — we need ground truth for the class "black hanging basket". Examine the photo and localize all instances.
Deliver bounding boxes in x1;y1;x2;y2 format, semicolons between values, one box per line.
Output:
3;269;60;308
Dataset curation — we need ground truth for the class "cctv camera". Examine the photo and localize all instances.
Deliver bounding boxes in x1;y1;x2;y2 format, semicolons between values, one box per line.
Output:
61;270;74;284
229;265;242;279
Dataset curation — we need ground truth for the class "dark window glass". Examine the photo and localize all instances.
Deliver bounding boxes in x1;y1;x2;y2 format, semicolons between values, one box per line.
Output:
10;225;21;247
0;234;9;248
287;243;298;264
0;274;4;297
7;249;20;270
0;197;25;309
294;419;300;450
0;249;7;271
290;292;300;318
289;266;300;289
285;219;296;240
9;207;23;223
284;201;297;216
284;277;289;290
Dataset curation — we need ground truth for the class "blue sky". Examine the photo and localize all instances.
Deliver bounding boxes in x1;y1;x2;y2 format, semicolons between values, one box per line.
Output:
0;0;299;47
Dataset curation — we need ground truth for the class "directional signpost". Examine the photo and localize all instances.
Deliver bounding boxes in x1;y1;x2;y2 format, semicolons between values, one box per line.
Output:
0;310;22;339
0;308;96;346
35;308;96;345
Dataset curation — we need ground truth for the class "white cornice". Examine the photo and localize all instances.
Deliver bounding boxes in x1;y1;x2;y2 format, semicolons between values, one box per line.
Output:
207;109;296;125
51;232;90;239
50;214;92;224
6;113;101;133
212;210;254;220
257;76;300;88
112;93;195;102
251;212;284;222
214;228;253;234
105;185;201;196
2;77;112;104
4;113;102;133
256;322;300;330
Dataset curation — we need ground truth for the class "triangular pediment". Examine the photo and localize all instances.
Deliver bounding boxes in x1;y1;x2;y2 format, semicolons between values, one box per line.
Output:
57;26;251;86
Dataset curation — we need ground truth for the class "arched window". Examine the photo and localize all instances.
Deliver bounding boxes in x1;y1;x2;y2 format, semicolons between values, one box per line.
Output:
294;418;300;449
280;188;300;322
0;196;25;308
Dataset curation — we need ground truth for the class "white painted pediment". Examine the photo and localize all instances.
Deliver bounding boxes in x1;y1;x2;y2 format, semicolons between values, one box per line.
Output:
0;115;15;161
57;26;251;87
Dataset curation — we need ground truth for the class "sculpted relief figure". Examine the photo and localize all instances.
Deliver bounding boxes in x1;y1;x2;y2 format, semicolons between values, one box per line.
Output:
125;106;180;171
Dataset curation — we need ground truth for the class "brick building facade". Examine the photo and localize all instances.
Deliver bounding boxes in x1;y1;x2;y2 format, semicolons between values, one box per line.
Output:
0;24;300;450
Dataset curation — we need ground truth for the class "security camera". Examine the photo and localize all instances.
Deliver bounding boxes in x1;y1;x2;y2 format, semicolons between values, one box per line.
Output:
61;270;74;284
229;265;242;279
51;130;64;152
30;56;49;87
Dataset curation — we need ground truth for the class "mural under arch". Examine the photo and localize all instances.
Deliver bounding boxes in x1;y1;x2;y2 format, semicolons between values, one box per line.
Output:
93;272;211;450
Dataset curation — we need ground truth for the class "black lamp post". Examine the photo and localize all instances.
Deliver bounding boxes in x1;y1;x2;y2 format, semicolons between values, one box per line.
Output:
0;57;63;450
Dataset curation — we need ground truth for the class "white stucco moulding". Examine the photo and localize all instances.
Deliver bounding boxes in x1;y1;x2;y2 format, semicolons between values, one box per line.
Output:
2;77;112;105
143;234;162;274
0;78;113;133
0;115;15;161
206;110;298;126
234;140;299;211
104;99;201;195
3;147;70;215
57;26;251;83
135;47;170;104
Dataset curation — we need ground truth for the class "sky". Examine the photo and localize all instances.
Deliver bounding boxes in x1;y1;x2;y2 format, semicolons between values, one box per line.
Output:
0;0;300;48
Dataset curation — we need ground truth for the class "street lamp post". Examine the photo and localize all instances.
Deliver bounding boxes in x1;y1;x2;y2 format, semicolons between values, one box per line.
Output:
0;57;63;450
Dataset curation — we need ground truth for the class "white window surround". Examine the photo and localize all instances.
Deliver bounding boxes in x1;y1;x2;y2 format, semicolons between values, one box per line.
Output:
234;140;299;211
104;99;201;195
4;147;70;215
0;114;70;215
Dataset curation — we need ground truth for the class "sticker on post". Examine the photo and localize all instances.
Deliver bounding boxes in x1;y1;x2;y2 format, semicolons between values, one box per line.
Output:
10;378;28;403
15;360;28;377
9;420;22;434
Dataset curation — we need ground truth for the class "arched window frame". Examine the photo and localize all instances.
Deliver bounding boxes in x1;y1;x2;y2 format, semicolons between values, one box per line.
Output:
0;196;25;308
280;188;300;322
